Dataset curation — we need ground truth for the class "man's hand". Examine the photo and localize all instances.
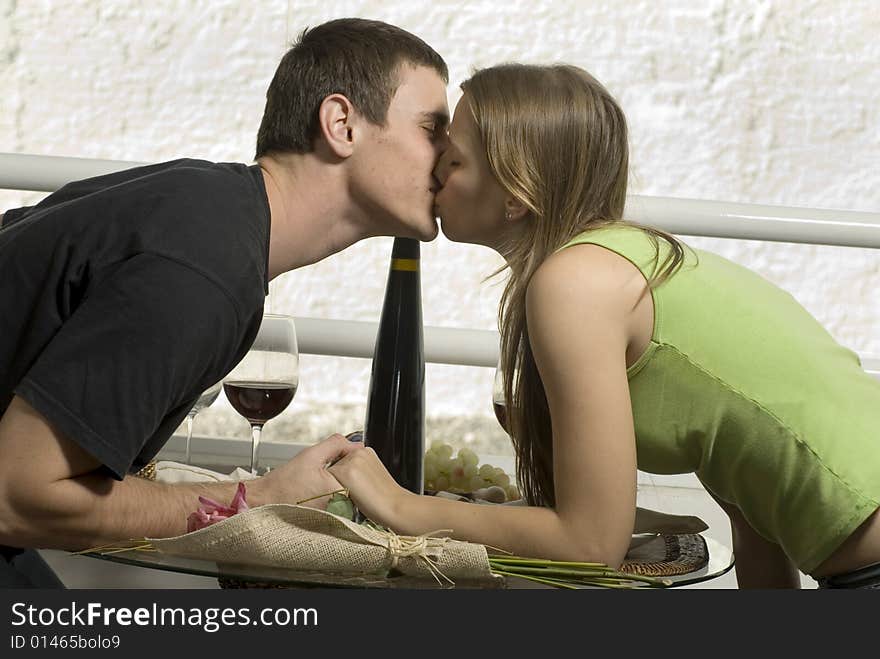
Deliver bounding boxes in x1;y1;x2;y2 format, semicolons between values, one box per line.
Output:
254;434;364;509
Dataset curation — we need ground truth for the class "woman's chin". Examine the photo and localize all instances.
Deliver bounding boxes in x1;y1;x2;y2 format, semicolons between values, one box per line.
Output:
437;216;453;240
442;226;489;248
438;226;463;244
439;215;496;248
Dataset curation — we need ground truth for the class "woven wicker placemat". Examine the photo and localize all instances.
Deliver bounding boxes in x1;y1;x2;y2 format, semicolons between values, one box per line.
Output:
620;533;708;577
133;461;157;481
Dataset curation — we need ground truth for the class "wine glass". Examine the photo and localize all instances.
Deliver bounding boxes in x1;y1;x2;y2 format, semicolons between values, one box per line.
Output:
183;380;222;464
223;314;299;475
492;354;508;433
492;353;523;435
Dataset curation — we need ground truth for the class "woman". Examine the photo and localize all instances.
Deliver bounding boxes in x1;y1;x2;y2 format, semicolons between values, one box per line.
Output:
330;63;880;588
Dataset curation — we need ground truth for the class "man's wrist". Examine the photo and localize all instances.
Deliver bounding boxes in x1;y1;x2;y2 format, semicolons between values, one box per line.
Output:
244;476;270;508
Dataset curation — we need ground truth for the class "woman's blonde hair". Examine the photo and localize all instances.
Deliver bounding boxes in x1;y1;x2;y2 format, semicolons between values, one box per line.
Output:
462;63;689;507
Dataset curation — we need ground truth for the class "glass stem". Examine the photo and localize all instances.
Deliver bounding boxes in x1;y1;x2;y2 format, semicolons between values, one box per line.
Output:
250;424;264;475
184;413;195;464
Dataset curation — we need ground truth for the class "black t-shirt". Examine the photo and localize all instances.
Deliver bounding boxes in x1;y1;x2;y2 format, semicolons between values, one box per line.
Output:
0;159;270;478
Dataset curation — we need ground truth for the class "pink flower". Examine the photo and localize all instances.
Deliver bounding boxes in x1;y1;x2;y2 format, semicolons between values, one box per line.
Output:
186;482;249;532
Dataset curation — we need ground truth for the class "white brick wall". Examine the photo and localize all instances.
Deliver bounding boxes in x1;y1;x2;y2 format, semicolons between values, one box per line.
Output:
2;1;878;447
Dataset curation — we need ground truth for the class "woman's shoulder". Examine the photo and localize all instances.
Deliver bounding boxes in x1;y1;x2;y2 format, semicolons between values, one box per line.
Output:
537;226;652;287
538;237;634;282
559;223;652;251
528;238;646;319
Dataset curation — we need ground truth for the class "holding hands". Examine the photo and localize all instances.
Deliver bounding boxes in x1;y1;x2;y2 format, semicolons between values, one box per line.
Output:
250;430;409;525
329;446;414;529
257;433;364;509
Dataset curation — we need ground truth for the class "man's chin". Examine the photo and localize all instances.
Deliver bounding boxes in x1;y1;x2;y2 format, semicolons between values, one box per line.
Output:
412;216;439;242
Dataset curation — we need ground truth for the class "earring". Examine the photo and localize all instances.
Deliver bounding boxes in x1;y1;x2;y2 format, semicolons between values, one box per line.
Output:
505;211;512;220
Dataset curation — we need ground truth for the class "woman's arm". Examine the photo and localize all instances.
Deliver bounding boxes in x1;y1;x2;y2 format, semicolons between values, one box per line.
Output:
332;245;641;567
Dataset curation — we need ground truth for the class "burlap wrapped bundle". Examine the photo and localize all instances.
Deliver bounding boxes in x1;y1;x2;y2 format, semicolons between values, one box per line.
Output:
148;504;500;586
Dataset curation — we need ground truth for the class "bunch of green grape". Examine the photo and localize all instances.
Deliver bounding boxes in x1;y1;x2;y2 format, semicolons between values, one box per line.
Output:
423;440;519;502
325;492;355;520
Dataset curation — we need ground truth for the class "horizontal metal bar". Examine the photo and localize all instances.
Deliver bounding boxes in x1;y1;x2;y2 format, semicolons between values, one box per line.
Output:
296;316;880;378
157;434;517;473
3;152;879;249
294;317;499;368
0;152;149;192
862;356;880;378
625;195;880;250
157;434;707;490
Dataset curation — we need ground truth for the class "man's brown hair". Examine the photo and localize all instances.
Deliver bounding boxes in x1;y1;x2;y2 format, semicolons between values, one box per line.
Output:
255;18;448;158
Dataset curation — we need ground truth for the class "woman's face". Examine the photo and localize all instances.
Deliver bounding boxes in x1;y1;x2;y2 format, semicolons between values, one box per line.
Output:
433;96;511;248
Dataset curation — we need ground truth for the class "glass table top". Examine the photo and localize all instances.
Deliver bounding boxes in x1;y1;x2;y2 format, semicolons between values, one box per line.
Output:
81;534;734;589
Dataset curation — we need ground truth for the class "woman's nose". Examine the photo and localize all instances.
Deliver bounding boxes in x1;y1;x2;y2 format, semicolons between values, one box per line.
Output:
433;156;449;184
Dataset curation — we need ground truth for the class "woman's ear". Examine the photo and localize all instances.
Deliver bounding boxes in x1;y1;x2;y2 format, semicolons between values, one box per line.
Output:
504;198;530;222
316;94;356;158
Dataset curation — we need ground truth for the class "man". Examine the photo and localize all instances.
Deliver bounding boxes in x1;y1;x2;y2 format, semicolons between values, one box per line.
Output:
0;18;450;587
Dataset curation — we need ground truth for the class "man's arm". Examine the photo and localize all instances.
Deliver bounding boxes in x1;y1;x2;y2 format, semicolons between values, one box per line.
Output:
0;396;358;551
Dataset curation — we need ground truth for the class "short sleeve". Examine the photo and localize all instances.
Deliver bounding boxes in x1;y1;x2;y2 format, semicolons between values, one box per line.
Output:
14;253;246;479
0;206;34;230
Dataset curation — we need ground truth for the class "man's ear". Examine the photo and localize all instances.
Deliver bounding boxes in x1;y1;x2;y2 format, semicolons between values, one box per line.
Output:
317;94;356;158
504;198;530;222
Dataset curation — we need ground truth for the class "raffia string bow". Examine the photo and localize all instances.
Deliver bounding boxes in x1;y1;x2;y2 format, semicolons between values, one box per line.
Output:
377;528;455;584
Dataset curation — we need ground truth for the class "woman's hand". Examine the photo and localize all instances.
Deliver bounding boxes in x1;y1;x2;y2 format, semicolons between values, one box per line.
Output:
328;447;414;529
256;433;363;509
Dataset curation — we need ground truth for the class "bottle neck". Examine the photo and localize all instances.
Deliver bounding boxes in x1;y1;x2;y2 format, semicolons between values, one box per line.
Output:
391;237;420;260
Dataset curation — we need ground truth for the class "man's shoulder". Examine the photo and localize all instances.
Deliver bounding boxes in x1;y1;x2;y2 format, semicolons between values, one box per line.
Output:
3;159;255;223
82;159;264;224
126;158;254;190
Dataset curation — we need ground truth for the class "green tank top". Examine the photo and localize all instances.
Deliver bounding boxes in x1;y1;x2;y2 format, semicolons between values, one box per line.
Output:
560;225;880;573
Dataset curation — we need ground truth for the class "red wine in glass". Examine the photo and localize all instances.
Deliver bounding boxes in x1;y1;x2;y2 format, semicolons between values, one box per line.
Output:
493;401;508;433
224;381;297;424
224;381;297;473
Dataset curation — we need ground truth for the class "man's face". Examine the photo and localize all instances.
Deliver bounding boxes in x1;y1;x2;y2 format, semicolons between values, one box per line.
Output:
350;64;449;240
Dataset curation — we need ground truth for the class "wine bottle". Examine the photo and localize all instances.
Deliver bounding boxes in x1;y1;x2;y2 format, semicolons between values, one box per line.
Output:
363;237;425;495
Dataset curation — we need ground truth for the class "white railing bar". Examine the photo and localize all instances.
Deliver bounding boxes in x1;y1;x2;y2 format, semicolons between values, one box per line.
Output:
0;153;149;192
2;152;880;249
862;356;880;378
625;196;880;250
295;317;499;368
297;316;878;378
